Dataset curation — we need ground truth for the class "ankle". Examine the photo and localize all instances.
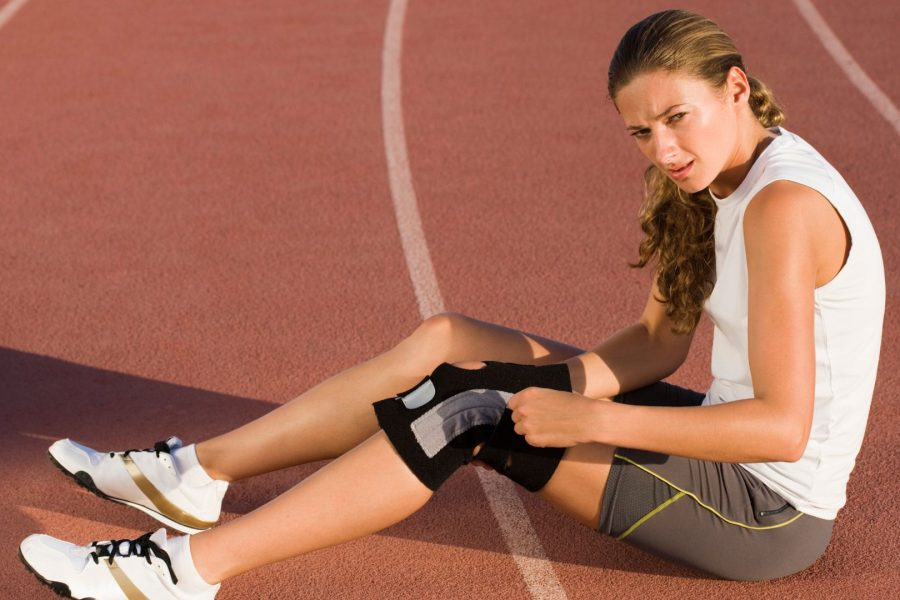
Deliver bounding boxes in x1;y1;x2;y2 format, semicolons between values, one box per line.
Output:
169;534;222;591
193;442;235;483
187;531;232;585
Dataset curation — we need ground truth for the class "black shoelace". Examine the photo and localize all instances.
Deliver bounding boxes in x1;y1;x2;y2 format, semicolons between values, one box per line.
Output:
89;531;178;584
109;440;173;460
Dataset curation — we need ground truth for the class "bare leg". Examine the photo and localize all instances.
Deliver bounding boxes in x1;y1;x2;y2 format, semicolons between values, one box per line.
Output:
534;441;615;529
196;313;585;482
190;431;617;584
196;341;434;482
190;430;433;583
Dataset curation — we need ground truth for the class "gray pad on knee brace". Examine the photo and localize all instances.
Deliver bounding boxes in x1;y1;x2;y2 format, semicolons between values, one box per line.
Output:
372;361;572;491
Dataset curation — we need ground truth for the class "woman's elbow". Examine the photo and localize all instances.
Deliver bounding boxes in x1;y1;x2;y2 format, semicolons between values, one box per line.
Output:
759;399;812;463
778;446;805;464
776;425;810;463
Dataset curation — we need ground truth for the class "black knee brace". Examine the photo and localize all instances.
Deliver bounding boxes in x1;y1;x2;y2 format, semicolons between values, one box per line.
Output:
372;360;572;492
473;407;568;492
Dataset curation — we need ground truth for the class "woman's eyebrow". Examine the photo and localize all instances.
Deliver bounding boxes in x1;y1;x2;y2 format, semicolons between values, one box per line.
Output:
626;103;687;130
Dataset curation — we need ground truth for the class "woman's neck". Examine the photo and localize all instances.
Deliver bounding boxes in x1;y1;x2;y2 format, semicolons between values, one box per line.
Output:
709;122;778;198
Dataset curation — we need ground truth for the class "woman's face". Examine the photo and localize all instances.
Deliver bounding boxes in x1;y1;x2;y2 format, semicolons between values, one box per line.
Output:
614;69;740;194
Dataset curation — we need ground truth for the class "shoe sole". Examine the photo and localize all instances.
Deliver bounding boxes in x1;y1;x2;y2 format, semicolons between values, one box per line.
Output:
47;451;208;535
18;546;84;599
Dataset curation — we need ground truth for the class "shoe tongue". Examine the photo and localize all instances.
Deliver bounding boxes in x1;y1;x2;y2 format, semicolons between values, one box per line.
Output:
149;528;168;549
164;436;184;450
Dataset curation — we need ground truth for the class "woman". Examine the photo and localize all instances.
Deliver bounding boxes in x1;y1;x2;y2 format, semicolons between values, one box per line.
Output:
18;8;885;596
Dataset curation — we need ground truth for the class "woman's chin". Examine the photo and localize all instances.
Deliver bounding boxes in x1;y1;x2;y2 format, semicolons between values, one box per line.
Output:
673;180;708;194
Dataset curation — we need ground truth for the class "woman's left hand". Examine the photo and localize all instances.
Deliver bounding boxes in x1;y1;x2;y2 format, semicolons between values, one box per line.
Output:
507;388;600;448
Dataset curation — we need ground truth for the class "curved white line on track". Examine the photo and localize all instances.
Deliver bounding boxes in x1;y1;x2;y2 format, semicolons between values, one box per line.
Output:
792;0;900;137
380;2;567;599
381;0;444;319
0;0;32;31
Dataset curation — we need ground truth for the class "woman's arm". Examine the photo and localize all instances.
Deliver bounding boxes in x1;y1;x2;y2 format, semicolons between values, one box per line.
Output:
513;181;821;463
573;277;695;400
508;388;807;462
589;398;805;462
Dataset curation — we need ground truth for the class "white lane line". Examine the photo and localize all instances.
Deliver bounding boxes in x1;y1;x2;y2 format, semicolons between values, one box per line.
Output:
0;0;31;31
476;469;570;600
381;0;444;319
792;0;900;137
380;2;568;599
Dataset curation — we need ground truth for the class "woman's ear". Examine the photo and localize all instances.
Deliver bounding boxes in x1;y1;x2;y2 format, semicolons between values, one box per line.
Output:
725;65;751;107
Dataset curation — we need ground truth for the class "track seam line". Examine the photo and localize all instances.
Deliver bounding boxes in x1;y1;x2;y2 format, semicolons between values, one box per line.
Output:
380;2;567;599
0;0;31;31
792;0;900;137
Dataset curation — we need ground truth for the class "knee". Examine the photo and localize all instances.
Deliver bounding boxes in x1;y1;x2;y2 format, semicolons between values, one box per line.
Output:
403;312;470;367
416;312;468;341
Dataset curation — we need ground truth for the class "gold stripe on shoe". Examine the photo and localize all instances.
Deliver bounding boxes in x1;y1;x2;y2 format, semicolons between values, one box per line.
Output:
120;455;216;531
106;561;151;600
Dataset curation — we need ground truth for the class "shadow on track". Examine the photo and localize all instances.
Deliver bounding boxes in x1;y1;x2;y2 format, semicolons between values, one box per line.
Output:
2;346;724;589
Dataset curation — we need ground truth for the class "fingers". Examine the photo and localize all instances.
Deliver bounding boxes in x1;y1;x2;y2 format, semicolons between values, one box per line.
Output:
506;386;536;413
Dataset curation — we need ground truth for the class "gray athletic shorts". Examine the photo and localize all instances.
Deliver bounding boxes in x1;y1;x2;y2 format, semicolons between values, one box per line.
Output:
597;381;835;581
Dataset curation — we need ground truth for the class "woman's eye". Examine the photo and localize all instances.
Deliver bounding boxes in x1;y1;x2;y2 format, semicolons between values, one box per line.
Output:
630;113;685;138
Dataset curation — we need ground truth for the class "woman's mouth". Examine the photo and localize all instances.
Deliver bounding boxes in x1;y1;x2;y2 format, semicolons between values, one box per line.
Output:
667;160;694;181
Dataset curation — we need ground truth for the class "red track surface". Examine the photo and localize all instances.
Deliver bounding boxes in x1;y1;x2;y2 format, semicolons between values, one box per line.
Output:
2;1;897;598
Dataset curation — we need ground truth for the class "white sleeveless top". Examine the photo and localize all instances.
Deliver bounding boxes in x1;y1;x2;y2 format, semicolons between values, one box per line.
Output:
701;126;885;520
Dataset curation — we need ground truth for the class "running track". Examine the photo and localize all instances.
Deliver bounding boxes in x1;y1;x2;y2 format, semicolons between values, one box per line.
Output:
1;1;898;598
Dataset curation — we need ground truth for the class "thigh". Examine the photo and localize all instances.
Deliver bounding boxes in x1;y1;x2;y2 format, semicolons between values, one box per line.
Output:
534;380;707;530
599;447;834;581
603;380;834;580
421;312;586;366
537;441;616;530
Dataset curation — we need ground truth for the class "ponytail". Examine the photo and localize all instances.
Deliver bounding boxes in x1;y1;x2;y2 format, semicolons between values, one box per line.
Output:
748;75;785;127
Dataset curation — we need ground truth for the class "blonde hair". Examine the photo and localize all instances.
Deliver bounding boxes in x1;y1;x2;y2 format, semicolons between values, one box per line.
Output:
608;10;785;334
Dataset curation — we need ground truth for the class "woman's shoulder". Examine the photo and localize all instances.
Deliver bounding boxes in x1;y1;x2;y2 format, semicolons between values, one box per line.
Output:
751;127;873;230
743;180;843;273
742;180;829;272
747;129;884;298
756;127;839;195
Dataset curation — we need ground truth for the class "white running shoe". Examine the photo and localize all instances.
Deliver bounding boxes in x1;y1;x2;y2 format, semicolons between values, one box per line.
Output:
48;437;228;534
19;528;219;599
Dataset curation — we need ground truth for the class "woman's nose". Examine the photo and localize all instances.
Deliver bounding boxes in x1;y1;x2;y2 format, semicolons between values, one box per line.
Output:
652;130;679;166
